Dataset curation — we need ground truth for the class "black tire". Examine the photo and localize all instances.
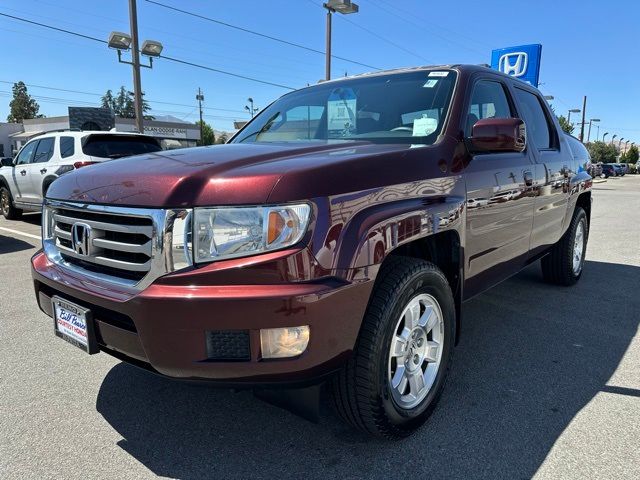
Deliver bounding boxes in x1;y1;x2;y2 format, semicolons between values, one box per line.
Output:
0;185;22;220
541;207;588;286
331;256;455;439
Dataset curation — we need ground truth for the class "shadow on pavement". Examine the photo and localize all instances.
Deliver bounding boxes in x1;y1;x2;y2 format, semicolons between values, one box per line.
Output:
0;234;35;254
20;213;42;226
96;260;640;479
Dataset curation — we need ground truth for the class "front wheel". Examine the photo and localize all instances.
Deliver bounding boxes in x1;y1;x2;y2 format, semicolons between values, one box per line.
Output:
331;257;455;438
541;207;588;286
0;186;22;220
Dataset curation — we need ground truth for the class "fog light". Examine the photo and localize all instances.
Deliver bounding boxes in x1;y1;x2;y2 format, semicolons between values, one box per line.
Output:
260;326;310;359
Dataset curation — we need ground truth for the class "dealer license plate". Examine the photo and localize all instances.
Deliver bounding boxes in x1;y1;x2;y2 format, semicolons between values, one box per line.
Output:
52;296;98;354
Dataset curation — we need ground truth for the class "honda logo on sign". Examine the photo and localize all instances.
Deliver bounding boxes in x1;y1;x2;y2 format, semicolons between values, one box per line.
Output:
490;44;542;87
498;52;528;78
71;222;92;256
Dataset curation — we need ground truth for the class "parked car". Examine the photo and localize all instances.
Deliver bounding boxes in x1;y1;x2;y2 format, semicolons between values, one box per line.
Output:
614;163;626;176
589;162;603;178
565;134;593;176
0;131;162;219
600;164;617;178
31;65;592;438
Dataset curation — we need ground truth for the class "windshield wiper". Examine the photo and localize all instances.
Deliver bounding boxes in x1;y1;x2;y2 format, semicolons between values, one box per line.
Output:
237;112;281;143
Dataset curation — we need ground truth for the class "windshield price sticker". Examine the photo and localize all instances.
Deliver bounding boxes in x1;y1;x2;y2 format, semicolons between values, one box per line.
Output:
423;79;439;88
327;87;357;135
428;71;449;77
413;117;438;137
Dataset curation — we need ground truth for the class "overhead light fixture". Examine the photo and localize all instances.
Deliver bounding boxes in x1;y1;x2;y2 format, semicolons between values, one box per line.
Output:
108;31;132;50
141;40;163;57
325;0;359;14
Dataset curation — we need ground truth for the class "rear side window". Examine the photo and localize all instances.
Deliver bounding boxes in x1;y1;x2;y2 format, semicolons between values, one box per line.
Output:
81;134;162;159
60;136;75;158
15;141;38;165
33;137;55;163
514;88;554;149
465;80;512;136
565;135;590;162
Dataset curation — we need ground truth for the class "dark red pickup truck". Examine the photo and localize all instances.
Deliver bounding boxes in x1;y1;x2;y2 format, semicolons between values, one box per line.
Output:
32;65;592;438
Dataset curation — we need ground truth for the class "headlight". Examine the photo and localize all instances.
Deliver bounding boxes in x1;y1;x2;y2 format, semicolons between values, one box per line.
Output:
193;203;311;263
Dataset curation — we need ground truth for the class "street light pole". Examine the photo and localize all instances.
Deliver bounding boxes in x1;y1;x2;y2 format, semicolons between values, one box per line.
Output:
128;0;144;133
586;118;600;143
611;134;617;145
567;108;580;125
579;96;587;142
325;7;332;81
196;88;204;144
323;1;359;81
602;132;609;143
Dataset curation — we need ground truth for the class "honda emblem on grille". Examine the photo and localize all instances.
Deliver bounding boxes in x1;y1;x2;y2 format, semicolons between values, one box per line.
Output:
71;222;92;256
498;51;528;78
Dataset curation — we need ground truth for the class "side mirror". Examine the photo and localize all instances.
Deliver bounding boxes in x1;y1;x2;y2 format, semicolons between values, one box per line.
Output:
0;157;14;167
468;118;526;153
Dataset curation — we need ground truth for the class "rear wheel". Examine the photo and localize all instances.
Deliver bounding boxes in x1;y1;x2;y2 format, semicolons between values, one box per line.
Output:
0;186;22;220
541;207;588;286
331;257;455;438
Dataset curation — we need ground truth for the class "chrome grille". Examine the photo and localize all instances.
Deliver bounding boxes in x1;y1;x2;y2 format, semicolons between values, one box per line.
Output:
53;209;153;279
43;200;193;291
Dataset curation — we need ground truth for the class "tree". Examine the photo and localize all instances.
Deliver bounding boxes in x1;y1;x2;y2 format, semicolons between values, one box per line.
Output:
195;120;215;146
586;141;619;163
623;144;638;164
100;86;153;120
215;132;228;144
557;115;574;135
7;81;43;122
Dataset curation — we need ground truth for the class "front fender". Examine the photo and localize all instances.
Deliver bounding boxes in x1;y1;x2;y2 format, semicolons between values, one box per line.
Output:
309;176;466;272
563;169;592;229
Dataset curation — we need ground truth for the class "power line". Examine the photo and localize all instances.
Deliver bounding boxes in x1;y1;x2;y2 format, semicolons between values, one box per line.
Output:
0;11;107;44
371;0;493;51
0;11;297;90
0;79;248;114
145;0;380;71
158;55;294;90
366;0;485;56
0;90;242;122
304;0;431;64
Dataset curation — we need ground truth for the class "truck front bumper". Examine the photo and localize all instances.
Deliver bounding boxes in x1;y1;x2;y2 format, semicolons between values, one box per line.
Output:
31;250;374;385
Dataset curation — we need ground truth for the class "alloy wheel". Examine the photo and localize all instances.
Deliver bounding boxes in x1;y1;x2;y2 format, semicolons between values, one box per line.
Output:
388;293;444;410
572;219;586;275
0;189;9;216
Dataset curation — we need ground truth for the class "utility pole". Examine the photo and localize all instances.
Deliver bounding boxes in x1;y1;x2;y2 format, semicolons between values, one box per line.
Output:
128;0;144;133
196;88;204;144
579;95;587;142
325;7;332;81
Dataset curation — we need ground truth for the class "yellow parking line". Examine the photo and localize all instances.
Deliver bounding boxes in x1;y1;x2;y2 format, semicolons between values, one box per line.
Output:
0;226;41;241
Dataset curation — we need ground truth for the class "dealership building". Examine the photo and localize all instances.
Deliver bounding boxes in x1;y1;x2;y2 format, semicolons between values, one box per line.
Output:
0;107;201;156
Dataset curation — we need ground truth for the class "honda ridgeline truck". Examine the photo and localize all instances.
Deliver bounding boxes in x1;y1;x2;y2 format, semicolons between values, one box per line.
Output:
32;65;592;438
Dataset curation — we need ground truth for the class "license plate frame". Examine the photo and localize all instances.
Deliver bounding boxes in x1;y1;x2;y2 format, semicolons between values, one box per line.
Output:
51;296;99;354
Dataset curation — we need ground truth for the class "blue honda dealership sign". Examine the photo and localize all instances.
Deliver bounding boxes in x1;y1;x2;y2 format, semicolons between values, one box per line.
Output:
490;44;542;87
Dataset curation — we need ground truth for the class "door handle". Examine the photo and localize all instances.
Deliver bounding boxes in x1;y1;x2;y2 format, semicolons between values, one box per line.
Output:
523;170;533;187
40;168;47;174
20;170;27;176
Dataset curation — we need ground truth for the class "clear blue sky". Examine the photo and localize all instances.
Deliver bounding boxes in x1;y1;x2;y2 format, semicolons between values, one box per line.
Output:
0;0;638;142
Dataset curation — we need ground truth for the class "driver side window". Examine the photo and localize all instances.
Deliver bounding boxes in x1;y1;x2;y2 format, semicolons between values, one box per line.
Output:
15;141;38;165
466;80;513;136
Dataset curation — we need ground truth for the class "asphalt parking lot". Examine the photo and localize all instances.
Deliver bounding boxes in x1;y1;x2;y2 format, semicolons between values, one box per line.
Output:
1;177;639;480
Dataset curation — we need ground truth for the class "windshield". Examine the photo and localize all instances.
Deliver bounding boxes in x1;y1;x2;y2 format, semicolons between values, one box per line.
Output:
233;70;457;146
82;134;162;159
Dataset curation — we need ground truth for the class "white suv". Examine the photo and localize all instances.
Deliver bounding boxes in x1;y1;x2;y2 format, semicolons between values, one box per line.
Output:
0;130;161;219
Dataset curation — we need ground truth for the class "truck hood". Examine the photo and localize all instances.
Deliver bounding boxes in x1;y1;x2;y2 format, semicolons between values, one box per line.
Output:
46;141;431;207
